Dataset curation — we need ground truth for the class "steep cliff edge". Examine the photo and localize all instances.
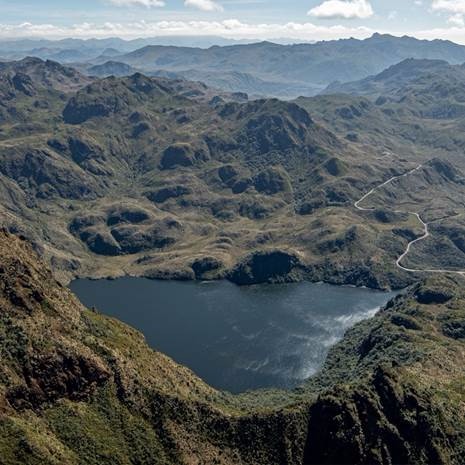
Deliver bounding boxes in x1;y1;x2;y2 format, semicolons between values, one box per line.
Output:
1;230;465;464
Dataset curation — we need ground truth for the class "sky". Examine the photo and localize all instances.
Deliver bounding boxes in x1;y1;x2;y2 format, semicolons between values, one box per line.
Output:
2;0;465;44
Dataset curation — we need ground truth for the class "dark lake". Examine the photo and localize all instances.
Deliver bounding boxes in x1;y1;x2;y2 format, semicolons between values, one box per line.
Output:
70;278;397;393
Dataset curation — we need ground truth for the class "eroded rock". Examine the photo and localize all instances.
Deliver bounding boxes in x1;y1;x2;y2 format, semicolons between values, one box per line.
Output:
229;250;301;285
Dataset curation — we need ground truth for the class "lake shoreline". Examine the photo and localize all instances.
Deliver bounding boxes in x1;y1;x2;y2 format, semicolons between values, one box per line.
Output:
65;268;413;292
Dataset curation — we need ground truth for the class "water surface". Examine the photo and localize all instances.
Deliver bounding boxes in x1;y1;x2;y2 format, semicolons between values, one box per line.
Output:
70;278;396;393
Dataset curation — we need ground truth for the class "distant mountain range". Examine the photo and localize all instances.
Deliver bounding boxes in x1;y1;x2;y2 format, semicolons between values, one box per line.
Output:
323;58;462;95
0;36;257;63
84;33;465;98
4;34;465;98
0;36;309;63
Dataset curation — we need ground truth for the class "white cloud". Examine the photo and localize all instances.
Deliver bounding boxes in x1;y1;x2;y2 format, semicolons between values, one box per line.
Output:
308;0;374;20
107;0;165;6
431;0;465;14
448;12;465;24
0;20;375;41
415;24;465;43
184;0;223;11
431;0;465;28
7;16;465;46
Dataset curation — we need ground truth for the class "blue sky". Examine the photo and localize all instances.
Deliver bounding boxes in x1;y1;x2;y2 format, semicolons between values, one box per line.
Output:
1;0;465;43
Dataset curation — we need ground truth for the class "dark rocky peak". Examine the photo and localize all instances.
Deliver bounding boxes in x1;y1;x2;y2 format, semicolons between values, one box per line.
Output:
220;98;314;130
0;57;92;93
126;72;171;94
237;99;313;124
63;73;189;124
231;99;316;154
12;72;35;96
323;58;456;98
374;58;449;82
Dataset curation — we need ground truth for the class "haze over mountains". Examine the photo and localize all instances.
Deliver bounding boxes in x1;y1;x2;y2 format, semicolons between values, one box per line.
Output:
0;36;257;61
5;34;465;98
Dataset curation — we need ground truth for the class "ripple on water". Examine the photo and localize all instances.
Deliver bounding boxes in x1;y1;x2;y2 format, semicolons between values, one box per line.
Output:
70;278;398;393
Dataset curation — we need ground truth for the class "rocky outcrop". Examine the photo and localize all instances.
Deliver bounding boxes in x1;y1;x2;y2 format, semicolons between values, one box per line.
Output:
12;72;35;96
191;256;223;279
147;185;192;203
303;367;450;465
6;352;109;411
229;250;301;285
159;143;209;170
0;147;102;200
110;222;180;254
69;205;183;256
106;206;151;225
414;285;454;304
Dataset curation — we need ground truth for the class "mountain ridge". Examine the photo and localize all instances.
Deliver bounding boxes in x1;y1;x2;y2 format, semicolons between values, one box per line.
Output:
101;34;465;98
5;33;465;98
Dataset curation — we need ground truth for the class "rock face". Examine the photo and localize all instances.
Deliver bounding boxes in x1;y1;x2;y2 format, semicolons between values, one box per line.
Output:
303;367;449;465
6;353;110;411
229;250;301;285
1;231;465;464
160;143;196;169
191;256;223;279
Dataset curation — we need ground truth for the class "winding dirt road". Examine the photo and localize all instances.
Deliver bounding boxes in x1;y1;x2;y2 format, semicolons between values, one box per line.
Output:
354;164;465;276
